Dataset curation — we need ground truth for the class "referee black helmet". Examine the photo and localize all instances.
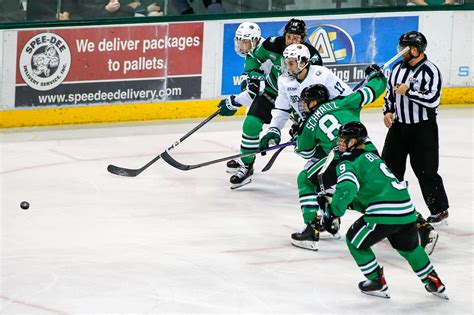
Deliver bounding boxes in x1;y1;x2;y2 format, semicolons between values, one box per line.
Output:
399;31;427;53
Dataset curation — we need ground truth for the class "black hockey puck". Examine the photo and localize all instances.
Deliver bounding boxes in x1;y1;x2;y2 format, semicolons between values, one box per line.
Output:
20;201;30;210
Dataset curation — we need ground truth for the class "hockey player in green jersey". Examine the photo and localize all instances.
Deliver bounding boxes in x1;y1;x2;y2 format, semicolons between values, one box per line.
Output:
291;66;438;253
217;18;322;189
218;22;270;113
290;64;385;250
316;121;448;300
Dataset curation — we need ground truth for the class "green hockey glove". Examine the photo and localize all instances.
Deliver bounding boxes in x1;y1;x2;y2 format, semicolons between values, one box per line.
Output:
218;95;241;116
317;196;339;235
259;127;281;150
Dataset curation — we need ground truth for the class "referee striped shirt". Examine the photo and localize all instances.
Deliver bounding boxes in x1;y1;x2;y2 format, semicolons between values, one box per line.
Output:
384;56;442;124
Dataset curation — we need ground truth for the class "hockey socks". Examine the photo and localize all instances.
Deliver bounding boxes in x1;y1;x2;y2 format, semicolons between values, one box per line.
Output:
240;115;264;165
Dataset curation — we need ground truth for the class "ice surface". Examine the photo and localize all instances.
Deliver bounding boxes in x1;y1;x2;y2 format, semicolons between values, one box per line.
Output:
1;107;473;314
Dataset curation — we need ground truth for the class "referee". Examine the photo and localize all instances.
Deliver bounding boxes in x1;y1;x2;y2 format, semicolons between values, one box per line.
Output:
382;31;449;224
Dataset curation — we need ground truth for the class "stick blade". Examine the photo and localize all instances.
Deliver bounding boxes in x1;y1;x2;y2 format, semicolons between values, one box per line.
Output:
107;164;140;177
160;151;191;171
261;147;284;172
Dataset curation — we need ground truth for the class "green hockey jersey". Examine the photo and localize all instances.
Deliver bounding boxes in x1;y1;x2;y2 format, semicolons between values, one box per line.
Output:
245;36;322;96
295;75;387;159
331;149;417;225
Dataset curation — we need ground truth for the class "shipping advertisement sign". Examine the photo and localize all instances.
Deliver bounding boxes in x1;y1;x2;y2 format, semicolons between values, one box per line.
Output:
221;16;418;95
15;22;203;107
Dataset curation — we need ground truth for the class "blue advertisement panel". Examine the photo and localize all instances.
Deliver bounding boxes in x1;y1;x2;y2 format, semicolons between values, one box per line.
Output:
221;16;418;95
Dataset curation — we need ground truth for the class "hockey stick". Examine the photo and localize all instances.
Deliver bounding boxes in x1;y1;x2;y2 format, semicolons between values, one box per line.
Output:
353;46;409;90
261;146;286;172
107;109;220;177
161;141;296;171
316;147;336;196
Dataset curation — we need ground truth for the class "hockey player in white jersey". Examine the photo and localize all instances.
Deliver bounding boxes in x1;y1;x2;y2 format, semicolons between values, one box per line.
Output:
259;44;352;150
219;20;323;189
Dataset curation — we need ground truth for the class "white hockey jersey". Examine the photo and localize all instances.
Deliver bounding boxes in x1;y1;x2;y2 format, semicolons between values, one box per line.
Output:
269;65;352;131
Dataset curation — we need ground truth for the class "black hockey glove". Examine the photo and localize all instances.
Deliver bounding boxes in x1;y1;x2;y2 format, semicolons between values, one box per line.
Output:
247;71;264;100
317;194;330;212
218;95;241;116
317;195;339;235
289;123;300;138
288;111;306;138
365;64;385;81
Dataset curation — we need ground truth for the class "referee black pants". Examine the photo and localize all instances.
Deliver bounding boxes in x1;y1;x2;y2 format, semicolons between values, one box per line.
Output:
382;120;449;215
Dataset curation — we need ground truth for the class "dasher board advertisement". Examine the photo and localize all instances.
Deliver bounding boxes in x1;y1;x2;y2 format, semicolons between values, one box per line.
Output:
15;22;203;107
221;16;418;95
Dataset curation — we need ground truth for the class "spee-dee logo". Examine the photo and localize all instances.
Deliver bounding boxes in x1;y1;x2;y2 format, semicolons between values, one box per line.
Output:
19;32;71;91
306;24;355;65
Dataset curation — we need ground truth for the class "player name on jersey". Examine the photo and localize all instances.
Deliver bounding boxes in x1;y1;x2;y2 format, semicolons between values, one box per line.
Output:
305;102;339;131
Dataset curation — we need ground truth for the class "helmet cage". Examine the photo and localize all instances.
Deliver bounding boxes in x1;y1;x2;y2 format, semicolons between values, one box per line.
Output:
283;44;310;78
234;22;261;57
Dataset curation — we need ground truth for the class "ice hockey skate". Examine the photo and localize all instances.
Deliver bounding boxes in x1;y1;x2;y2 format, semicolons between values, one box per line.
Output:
230;163;254;189
358;268;390;299
423;230;439;256
427;210;449;226
424;271;449;300
417;215;439;256
226;159;241;174
291;222;320;251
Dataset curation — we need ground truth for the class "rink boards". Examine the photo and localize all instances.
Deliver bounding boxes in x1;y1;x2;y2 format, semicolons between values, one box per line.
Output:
0;9;472;127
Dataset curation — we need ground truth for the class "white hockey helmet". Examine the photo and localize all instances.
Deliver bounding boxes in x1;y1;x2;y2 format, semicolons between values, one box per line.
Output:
234;22;261;57
283;44;310;78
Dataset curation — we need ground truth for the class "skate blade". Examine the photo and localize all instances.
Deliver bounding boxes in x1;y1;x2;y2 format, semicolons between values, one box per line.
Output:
424;231;439;256
291;240;319;251
319;231;341;240
361;289;390;299
230;178;252;190
431;291;449;300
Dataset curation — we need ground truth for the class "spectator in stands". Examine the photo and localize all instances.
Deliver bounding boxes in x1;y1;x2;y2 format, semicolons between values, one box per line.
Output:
60;0;136;19
130;0;163;16
171;0;225;14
